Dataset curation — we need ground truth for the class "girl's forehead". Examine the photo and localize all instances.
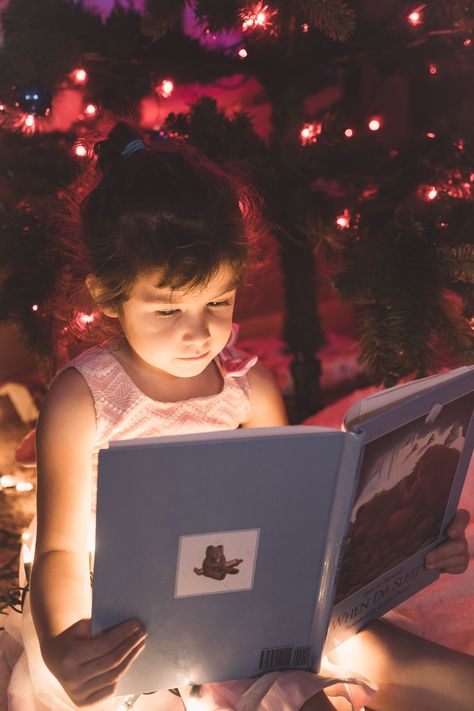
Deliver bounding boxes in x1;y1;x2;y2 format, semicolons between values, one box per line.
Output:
132;264;238;301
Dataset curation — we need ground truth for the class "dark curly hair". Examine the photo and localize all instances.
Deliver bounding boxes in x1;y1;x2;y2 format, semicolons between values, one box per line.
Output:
51;121;271;346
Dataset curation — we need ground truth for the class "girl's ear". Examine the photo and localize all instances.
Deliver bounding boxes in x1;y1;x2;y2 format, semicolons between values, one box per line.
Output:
85;274;119;319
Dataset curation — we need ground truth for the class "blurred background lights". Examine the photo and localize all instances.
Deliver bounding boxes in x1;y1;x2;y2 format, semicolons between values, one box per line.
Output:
158;79;174;98
368;117;382;131
72;68;88;85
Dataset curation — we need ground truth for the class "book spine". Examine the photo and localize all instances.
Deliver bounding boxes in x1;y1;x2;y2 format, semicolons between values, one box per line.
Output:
308;431;365;670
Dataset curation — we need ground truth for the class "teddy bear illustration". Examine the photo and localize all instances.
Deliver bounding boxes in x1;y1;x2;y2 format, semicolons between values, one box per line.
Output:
193;544;243;580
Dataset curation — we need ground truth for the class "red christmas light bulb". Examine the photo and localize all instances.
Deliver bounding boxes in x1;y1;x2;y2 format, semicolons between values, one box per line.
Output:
368;117;382;131
85;103;97;116
336;210;351;229
72;68;88;85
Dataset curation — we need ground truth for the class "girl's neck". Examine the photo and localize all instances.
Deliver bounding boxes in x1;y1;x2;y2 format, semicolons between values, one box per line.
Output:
107;337;224;403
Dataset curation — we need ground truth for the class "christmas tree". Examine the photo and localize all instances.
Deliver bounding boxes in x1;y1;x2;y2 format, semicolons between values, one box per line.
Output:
0;0;473;421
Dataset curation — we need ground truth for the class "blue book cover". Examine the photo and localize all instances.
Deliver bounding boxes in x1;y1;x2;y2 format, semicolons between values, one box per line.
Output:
91;366;474;695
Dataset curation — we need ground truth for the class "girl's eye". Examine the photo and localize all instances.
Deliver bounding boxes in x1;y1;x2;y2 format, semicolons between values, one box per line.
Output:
208;299;232;308
155;309;179;318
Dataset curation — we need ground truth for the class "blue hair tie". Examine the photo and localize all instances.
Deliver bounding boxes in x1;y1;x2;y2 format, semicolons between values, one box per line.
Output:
121;138;146;157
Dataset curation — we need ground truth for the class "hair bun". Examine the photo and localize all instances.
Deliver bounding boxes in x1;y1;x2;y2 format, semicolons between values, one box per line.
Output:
93;122;143;175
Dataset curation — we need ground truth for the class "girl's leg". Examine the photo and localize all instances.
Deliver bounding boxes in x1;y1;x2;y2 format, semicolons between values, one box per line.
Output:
328;618;474;711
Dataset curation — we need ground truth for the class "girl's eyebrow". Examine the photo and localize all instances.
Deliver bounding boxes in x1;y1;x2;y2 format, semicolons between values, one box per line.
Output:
145;280;238;303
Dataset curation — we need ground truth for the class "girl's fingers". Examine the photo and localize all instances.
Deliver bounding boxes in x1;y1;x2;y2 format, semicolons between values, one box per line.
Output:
447;508;470;537
80;638;146;702
426;539;469;572
80;626;147;678
74;619;145;665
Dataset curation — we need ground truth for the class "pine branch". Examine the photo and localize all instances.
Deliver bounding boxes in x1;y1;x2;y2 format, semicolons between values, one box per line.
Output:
300;0;356;41
142;0;188;41
194;0;241;32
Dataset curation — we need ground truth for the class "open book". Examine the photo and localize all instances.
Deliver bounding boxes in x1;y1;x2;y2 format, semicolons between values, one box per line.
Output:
91;365;474;695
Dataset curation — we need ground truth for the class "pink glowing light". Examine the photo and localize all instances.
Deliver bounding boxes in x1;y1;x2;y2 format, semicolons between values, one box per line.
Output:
336;210;351;229
426;186;438;201
85;103;98;116
368;117;382;131
72;68;88;85
344;128;354;138
464;38;472;47
73;141;88;158
428;64;438;75
78;312;95;325
300;122;322;145
158;79;174;98
238;48;248;58
32;304;39;312
407;5;426;26
301;23;309;32
24;114;35;127
426;132;436;138
241;3;276;32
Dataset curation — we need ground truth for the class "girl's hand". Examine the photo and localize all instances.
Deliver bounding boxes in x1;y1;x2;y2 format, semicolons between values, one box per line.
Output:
43;617;147;707
425;509;471;574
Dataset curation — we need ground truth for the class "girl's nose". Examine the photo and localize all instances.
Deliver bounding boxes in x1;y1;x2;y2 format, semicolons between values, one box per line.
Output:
182;315;211;345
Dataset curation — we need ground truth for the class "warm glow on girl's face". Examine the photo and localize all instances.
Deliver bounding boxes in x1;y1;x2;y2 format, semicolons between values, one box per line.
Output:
116;264;238;379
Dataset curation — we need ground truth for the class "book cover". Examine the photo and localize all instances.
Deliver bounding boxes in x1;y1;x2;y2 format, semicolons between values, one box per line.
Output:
92;427;360;695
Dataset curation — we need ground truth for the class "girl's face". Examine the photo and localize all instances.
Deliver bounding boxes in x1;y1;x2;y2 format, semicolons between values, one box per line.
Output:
116;263;238;379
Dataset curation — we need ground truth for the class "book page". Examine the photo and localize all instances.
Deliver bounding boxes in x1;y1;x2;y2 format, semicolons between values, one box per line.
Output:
327;387;474;651
343;366;473;431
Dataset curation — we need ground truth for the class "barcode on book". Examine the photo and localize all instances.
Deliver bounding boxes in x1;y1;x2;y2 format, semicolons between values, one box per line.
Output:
258;645;310;672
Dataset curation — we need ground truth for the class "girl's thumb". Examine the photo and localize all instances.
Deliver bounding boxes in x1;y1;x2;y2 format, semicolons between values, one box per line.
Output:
69;618;92;639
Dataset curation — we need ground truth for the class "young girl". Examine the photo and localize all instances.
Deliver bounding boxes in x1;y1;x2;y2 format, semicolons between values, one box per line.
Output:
5;122;473;711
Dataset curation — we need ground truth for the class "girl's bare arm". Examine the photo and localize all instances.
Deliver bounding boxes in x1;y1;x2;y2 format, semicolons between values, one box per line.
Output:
241;362;289;428
31;368;147;707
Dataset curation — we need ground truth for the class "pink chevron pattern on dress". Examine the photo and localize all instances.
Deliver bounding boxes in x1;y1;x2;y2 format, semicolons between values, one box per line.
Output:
62;325;257;509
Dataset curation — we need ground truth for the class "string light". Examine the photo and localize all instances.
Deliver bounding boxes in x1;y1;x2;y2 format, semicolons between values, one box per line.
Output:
32;304;39;312
426;132;436;138
0;104;5;112
0;475;16;488
407;5;425;26
463;38;472;47
157;79;174;98
428;64;438;75
84;103;98;117
425;186;438;201
344;128;354;138
73;140;89;158
241;3;277;32
336;209;351;229
301;23;309;32
300;122;322;145
24;114;35;128
238;48;248;58
16;481;34;492
77;312;95;327
368;117;382;131
72;68;88;85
